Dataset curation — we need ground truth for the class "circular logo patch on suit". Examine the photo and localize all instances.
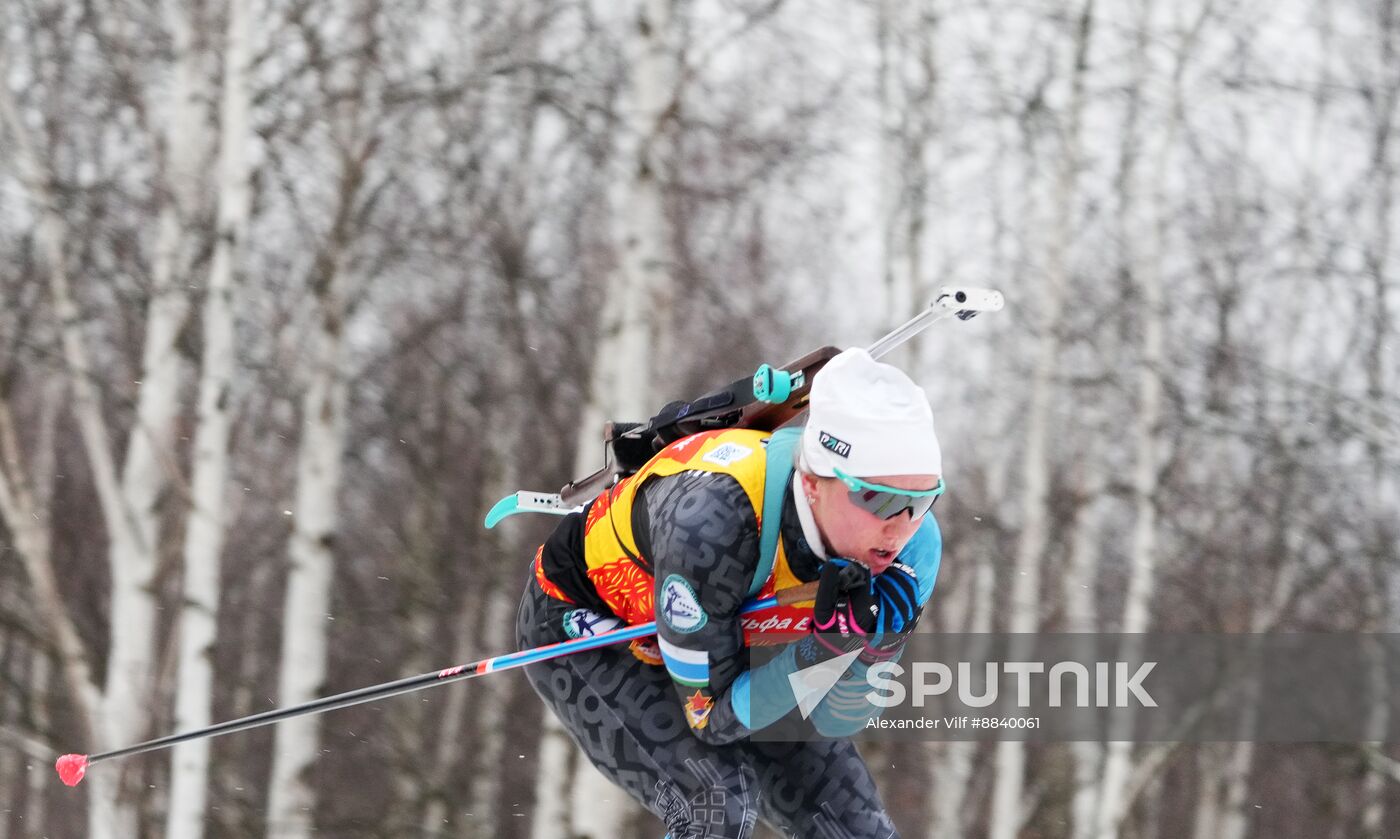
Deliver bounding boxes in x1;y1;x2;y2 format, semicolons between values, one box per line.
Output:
660;575;708;634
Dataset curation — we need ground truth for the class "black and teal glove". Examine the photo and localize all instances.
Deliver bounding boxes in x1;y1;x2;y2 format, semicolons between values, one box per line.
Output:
861;561;923;663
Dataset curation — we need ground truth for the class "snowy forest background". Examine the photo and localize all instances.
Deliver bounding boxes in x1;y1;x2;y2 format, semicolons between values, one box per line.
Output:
1;0;1397;836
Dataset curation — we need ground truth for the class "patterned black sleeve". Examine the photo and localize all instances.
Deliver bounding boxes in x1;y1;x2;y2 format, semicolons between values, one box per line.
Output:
637;471;759;745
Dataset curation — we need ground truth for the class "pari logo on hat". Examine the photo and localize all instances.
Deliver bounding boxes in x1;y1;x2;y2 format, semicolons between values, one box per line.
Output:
802;348;941;478
818;431;852;458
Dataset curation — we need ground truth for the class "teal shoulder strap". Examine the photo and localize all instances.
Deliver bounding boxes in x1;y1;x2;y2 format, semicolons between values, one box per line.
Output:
751;427;801;597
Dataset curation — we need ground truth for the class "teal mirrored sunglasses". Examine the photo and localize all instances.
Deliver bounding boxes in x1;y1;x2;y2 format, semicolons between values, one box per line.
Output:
833;468;945;520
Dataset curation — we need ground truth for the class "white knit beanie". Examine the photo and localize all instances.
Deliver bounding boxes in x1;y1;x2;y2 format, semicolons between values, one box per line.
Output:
800;348;942;478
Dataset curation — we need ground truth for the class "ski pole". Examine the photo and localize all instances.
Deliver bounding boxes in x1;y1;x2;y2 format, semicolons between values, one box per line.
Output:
55;581;818;787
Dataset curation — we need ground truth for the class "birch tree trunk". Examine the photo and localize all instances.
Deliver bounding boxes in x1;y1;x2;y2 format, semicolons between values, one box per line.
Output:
0;372;83;718
1;7;206;833
166;0;253;834
1190;745;1225;839
876;0;939;353
529;718;577;839
1095;3;1209;832
0;635;15;839
417;356;520;835
570;0;676;445
265;232;353;839
1361;621;1392;838
412;478;518;838
0;80;106;749
1092;245;1166;835
536;1;678;836
928;557;994;839
464;563;519;832
989;5;1094;838
25;651;51;837
1091;120;1166;839
1359;3;1399;834
0;382;85;839
102;2;206;822
1064;489;1105;839
0;643;51;839
1215;728;1255;839
418;574;510;836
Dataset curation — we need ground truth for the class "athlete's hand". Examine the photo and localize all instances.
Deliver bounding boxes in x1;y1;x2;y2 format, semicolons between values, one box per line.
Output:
861;561;923;662
807;558;879;660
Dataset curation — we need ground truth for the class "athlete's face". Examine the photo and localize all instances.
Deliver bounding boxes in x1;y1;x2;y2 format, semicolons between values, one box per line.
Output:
801;472;938;575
